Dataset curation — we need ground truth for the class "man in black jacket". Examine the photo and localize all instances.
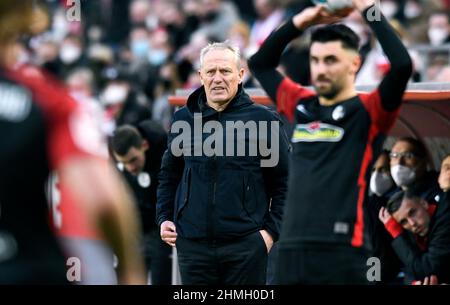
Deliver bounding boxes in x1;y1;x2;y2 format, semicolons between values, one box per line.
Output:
379;189;450;284
156;42;289;284
248;0;413;284
111;120;171;284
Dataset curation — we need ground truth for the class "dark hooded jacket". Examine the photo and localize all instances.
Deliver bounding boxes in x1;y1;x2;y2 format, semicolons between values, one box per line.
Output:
156;85;289;241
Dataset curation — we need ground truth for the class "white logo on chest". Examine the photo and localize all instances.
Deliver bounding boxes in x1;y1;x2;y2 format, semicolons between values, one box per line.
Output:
332;105;345;121
138;172;151;188
296;104;311;116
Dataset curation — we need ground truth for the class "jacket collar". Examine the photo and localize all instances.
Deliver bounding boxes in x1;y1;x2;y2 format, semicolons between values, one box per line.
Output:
186;84;253;117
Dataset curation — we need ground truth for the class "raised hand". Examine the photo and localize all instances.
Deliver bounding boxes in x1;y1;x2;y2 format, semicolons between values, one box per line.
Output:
378;206;392;224
293;4;353;30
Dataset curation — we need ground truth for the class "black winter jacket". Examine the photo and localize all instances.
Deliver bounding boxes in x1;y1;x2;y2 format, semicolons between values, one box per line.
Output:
392;192;450;283
156;85;289;241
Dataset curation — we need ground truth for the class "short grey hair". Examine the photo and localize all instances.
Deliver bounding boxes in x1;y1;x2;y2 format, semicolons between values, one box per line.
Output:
199;41;241;69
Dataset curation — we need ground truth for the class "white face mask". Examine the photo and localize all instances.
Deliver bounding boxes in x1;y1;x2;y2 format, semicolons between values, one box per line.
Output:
370;171;394;196
102;85;129;105
60;45;82;64
380;0;398;19
428;27;449;46
391;165;416;187
148;49;168;66
404;0;422;19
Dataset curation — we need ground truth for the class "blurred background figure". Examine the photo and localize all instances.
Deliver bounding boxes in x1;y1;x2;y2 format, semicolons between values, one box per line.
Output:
250;0;285;47
438;154;450;192
110;122;172;285
367;151;402;284
100;70;151;132
0;0;145;284
191;0;240;41
427;11;450;46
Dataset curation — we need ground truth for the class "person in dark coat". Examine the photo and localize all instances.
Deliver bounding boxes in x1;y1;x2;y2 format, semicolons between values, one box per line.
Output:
111;120;172;284
156;41;289;285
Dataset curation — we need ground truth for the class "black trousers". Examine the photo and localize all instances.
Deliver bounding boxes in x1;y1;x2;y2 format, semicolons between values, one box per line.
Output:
176;231;268;285
276;244;371;285
143;229;172;285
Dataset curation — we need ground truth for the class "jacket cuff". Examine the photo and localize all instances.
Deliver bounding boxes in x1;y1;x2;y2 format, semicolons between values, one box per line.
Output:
384;217;404;239
157;217;170;227
263;226;278;243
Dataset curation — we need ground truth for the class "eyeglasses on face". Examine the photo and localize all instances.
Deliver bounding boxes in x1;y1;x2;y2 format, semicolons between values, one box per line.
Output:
389;151;417;160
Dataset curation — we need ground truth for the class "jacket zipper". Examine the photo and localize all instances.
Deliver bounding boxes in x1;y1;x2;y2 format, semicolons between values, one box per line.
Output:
210;111;221;242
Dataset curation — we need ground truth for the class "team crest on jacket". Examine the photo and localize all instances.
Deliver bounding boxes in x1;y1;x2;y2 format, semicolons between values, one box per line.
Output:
291;122;344;143
332;105;345;121
138;172;151;188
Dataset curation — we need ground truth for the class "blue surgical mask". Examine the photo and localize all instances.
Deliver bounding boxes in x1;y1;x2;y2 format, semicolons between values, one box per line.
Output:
131;40;150;59
148;49;168;66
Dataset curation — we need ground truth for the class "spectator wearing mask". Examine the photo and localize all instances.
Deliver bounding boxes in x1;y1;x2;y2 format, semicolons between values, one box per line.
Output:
428;12;450;46
100;72;151;131
390;137;441;203
367;151;402;283
57;34;86;79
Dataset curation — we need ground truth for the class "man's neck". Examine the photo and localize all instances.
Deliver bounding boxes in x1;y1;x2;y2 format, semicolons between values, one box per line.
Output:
207;99;233;112
318;87;357;106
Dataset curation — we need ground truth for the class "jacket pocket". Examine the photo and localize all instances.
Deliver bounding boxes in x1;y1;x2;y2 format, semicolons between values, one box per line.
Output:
242;174;260;226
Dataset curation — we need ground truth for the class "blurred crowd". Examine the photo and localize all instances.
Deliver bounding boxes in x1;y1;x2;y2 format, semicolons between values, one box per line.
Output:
10;0;450;135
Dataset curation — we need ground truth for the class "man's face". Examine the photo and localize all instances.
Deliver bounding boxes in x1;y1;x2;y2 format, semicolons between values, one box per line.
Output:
114;145;147;176
439;156;450;192
392;198;430;237
390;141;424;170
199;49;244;107
310;41;359;99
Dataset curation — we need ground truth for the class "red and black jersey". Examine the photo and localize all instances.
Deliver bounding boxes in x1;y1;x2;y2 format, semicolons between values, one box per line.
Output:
275;78;399;247
249;7;413;249
0;66;106;283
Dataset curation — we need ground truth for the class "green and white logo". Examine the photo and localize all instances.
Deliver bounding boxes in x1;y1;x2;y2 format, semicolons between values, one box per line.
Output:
292;122;344;143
